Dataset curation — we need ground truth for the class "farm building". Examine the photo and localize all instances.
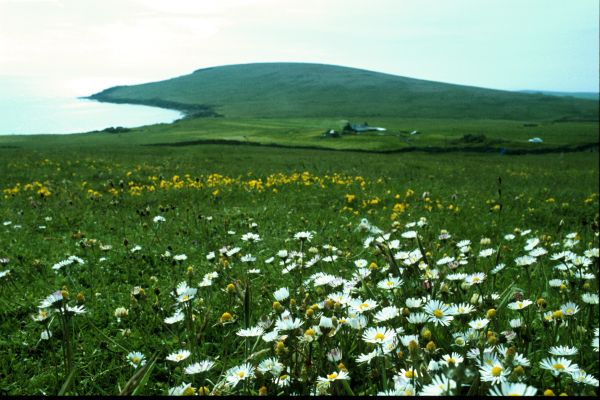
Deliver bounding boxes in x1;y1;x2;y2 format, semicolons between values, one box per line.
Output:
342;122;386;134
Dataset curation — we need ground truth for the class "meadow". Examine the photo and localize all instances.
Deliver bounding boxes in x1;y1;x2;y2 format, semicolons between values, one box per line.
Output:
0;135;598;395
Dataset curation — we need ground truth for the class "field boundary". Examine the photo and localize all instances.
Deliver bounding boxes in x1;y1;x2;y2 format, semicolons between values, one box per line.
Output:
143;138;599;155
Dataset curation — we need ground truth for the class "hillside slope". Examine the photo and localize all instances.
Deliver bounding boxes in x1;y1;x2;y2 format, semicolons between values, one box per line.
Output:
89;63;599;120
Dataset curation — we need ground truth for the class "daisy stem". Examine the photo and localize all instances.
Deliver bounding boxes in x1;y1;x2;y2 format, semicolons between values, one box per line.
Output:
341;379;355;396
380;350;388;391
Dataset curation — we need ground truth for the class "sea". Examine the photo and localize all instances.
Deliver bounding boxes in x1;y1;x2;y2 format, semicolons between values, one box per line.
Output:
0;77;183;135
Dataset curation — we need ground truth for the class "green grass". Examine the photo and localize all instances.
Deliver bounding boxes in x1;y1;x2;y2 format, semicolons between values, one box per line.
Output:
2;117;597;154
89;63;599;121
0;134;598;395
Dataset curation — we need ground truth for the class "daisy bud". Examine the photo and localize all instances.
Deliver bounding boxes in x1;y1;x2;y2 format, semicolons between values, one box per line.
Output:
272;301;282;312
226;283;236;293
536;298;547;308
338;362;348;372
440;283;449;294
487;335;497;345
369;262;378;270
76;292;85;303
334;302;342;312
408;340;419;353
512;365;525;376
220;312;233;322
61;290;69;300
325;299;334;309
421;329;432;340
198;387;210;396
486;308;496;319
187;266;193;275
470;293;480;304
182;386;196;396
402;308;410;317
552;310;563;319
544;389;555;396
583;282;591;290
258;386;268;396
426;341;436;352
306;309;314;318
290;298;296;307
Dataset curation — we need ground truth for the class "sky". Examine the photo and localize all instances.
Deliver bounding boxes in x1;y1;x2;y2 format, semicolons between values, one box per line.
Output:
0;0;598;96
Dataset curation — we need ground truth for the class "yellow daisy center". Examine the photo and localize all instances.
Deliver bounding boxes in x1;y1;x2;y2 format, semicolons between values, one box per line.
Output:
433;309;444;318
491;366;503;376
405;370;414;378
386;281;394;287
176;354;186;361
552;363;564;370
359;303;369;310
327;372;338;380
374;332;385;341
132;357;140;364
237;371;246;378
447;357;456;364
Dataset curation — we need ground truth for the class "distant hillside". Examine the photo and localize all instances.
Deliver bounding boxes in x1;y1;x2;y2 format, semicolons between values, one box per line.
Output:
519;90;599;101
89;63;599;121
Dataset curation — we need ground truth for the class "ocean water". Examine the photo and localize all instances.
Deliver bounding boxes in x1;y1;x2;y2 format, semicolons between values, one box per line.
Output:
0;77;183;135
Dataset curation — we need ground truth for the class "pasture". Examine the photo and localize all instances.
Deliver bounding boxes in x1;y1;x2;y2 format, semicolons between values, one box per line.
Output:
0;135;598;395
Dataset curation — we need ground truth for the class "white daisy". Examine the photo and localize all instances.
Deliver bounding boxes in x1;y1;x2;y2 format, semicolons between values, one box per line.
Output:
488;382;537;396
126;351;146;368
166;349;191;363
507;299;533;310
273;287;289;301
419;375;456;396
469;318;490;330
374;306;400;323
548;345;578;356
225;363;255;387
539;356;579;377
362;327;396;345
423;299;455;326
479;359;509;385
184;360;215;375
237;326;265;337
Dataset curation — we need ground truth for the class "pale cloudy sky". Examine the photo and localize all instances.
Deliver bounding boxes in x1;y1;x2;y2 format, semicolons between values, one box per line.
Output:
0;0;598;95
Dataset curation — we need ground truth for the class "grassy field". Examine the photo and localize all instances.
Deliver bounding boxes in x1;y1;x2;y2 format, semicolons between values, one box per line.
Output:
0;131;598;395
1;117;597;153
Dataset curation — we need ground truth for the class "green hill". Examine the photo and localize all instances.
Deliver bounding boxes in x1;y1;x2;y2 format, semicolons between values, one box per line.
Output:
519;90;599;101
89;62;599;121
